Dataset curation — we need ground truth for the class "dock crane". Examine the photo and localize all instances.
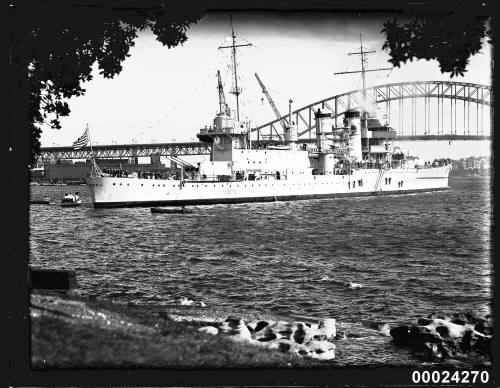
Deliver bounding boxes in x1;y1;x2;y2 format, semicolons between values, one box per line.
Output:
254;73;288;131
216;70;230;115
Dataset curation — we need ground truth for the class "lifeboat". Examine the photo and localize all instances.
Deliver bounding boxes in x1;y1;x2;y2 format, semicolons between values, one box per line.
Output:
61;192;82;207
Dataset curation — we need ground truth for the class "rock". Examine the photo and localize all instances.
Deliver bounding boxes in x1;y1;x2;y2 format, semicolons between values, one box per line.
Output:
277;340;292;352
220;316;337;360
449;312;493;336
428;312;451;321
256;320;274;332
378;323;391;336
334;331;347;340
253;323;282;342
254;321;316;343
317;318;336;340
198;326;218;335
254;330;278;342
179;297;194;306
220;317;252;341
262;337;336;360
390;325;412;344
417;318;434;326
390;317;491;359
252;321;285;341
272;321;295;340
247;320;273;334
303;340;336;360
292;323;310;344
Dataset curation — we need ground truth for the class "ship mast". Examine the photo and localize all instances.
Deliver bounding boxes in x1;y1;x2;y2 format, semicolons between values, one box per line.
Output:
334;34;391;119
218;15;252;121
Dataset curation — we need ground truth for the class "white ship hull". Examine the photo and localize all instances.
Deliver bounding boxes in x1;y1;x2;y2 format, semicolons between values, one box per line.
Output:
86;165;451;208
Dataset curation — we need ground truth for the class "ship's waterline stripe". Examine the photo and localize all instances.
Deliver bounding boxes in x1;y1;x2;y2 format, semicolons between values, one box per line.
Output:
92;187;450;208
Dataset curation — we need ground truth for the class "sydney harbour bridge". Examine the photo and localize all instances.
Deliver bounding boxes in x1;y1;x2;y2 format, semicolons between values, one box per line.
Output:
39;80;492;162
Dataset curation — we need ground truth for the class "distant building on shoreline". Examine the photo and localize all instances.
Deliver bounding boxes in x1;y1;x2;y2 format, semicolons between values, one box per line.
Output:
450;156;490;177
30;155;174;184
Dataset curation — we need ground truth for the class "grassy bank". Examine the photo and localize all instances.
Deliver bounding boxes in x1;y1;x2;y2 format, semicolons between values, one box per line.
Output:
30;291;327;369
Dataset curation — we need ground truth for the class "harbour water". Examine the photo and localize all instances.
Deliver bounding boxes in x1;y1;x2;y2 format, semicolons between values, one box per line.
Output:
29;177;492;366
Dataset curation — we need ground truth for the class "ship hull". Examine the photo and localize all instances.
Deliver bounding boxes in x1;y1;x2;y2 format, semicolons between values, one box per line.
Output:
91;187;449;208
86;166;452;208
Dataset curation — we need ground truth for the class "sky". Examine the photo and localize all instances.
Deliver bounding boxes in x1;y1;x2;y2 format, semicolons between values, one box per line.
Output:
39;11;492;160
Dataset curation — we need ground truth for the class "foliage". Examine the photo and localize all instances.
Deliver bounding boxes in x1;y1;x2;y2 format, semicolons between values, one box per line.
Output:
10;3;205;165
381;5;491;77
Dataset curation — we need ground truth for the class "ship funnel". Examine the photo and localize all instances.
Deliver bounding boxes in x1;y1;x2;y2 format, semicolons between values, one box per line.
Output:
314;108;334;152
344;110;362;161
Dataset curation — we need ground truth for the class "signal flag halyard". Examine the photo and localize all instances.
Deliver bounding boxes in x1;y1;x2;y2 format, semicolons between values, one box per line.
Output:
73;126;89;150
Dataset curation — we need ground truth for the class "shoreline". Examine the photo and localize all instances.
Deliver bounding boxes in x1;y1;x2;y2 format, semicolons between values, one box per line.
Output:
30;290;329;369
30;290;491;369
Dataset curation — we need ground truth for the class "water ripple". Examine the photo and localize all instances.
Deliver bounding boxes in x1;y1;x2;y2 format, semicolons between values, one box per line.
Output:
29;177;491;366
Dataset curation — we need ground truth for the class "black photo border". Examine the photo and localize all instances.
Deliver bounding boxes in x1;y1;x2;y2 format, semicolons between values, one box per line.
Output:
7;0;498;386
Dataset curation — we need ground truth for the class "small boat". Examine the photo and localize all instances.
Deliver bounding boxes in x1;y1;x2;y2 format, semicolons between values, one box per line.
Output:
61;192;82;207
30;196;52;205
151;207;193;214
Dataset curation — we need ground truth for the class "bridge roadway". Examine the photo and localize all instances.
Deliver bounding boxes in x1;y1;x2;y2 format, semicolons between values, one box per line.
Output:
40;139;299;160
39;135;489;160
40;141;211;160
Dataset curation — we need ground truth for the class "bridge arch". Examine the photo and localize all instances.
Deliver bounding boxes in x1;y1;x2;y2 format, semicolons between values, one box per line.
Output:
253;81;492;141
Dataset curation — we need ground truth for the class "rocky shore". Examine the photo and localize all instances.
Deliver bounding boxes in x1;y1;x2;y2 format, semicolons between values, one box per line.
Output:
389;313;492;360
30;290;492;369
30;291;324;368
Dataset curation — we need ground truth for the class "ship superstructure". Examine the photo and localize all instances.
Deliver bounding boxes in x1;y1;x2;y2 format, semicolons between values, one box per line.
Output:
86;24;451;208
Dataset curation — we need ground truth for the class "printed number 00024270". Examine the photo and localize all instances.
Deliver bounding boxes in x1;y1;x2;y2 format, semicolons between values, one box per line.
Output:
411;370;490;384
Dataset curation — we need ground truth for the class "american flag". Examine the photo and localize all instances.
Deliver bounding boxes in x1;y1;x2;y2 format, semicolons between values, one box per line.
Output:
73;126;89;150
